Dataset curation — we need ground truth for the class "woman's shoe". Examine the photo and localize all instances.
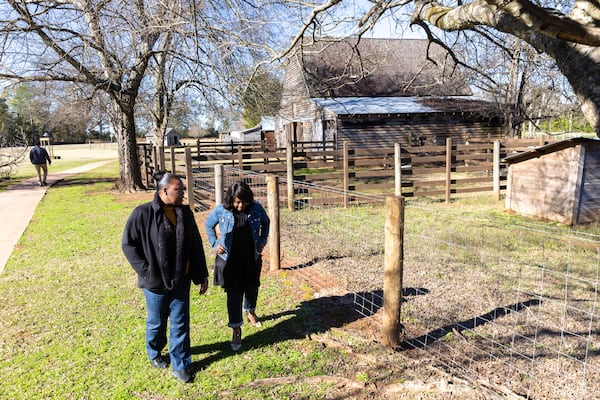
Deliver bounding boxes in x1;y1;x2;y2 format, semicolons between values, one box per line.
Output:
247;311;262;327
231;327;242;351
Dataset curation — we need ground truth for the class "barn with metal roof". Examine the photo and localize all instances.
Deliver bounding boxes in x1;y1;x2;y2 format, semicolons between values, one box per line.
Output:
276;38;503;148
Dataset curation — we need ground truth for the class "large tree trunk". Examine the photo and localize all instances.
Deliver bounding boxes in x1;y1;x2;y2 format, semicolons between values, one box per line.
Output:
111;97;144;191
543;43;600;135
151;89;170;146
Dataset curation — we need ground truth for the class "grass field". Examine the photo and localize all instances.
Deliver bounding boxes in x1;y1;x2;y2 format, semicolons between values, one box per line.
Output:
0;162;435;399
4;147;597;398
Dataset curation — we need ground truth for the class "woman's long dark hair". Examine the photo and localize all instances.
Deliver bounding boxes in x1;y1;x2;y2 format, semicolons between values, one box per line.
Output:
223;181;254;210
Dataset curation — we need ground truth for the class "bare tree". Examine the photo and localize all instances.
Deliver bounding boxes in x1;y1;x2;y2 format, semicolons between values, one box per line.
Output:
295;0;600;135
0;1;170;190
141;0;291;147
0;0;290;190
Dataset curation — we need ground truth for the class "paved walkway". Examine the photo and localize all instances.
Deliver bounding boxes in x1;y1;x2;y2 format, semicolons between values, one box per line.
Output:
0;160;116;274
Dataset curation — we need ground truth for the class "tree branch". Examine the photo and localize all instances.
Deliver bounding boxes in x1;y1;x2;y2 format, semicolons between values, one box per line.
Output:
413;0;600;46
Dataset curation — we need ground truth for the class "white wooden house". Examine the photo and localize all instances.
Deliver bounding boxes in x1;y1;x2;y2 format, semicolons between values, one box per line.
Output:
146;128;181;146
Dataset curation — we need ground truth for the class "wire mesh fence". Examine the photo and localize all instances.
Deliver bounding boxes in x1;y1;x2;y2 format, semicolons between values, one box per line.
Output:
400;205;600;399
199;166;600;399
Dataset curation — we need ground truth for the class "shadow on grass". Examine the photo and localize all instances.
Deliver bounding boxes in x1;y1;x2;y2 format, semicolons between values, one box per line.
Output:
284;253;384;271
190;293;363;374
353;288;430;315
398;298;542;350
54;177;118;187
189;287;430;374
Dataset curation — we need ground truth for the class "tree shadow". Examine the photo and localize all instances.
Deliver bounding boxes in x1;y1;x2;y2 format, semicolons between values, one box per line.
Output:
284;255;357;270
398;298;542;350
53;177;117;187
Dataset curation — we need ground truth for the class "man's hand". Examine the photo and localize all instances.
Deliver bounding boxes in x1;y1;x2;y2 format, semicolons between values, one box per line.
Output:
198;280;208;295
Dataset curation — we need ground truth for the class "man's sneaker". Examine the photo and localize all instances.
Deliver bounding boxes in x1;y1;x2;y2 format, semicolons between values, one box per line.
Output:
172;369;192;383
151;355;168;369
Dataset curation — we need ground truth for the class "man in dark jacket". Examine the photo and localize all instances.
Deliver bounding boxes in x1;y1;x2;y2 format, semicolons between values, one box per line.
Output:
29;142;51;186
122;172;209;383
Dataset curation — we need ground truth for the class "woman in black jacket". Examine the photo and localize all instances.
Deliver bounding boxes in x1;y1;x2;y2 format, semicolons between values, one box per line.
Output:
122;172;208;383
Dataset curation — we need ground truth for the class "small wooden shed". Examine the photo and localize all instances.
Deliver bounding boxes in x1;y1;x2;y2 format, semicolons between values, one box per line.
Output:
504;137;600;225
146;128;181;146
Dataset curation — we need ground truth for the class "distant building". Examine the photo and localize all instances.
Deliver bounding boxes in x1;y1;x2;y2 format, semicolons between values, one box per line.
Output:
224;117;276;149
145;128;181;146
276;38;503;148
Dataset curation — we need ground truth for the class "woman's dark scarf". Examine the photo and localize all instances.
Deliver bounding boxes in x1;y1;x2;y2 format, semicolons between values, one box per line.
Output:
154;193;187;289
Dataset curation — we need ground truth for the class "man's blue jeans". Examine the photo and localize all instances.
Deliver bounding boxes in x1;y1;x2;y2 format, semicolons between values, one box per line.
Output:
143;281;191;371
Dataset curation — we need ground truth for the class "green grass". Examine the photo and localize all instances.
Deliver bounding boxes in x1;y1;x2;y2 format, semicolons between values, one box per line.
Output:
5;160;597;398
0;157;106;192
0;163;366;400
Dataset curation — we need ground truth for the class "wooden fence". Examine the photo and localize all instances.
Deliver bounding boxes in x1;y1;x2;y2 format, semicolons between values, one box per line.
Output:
138;137;551;210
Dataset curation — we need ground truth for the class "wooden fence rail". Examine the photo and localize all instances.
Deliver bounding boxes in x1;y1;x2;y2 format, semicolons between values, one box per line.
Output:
138;137;551;209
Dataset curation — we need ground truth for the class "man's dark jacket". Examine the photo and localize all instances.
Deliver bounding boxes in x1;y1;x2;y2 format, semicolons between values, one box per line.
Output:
122;195;208;290
29;145;51;165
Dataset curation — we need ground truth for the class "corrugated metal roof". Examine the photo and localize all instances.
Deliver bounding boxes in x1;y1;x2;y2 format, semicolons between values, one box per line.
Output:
313;96;494;115
503;137;600;164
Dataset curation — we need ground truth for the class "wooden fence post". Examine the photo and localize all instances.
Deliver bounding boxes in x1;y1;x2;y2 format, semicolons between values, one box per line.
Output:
395;143;402;196
158;146;166;172
170;147;176;175
140;145;150;188
493;140;501;202
445;137;452;203
152;145;158;172
237;146;243;169
184;147;195;211
214;164;224;205
343;140;349;208
266;175;280;271
382;195;404;348
286;141;294;210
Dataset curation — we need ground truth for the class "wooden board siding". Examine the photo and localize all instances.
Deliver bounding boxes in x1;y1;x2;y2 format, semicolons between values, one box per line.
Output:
506;147;580;224
578;145;600;223
336;115;503;148
279;56;314;125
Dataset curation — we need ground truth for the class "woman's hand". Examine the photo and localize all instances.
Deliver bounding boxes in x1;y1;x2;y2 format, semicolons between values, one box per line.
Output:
215;244;226;255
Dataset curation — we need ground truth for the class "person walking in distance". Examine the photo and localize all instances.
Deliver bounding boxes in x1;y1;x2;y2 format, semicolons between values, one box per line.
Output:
205;181;269;351
29;141;51;186
122;172;209;383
